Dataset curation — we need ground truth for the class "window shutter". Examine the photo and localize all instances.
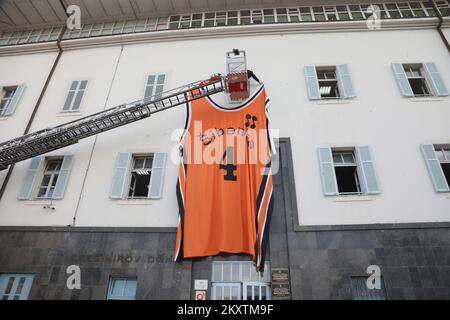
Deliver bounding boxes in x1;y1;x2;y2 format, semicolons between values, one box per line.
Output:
391;63;413;97
17;156;43;200
110;153;131;199
52;155;74;199
317;147;338;196
4;84;26;116
423;63;448;96
356;146;380;194
420;144;450;192
336;64;356;98
148;152;167;199
304;66;321;100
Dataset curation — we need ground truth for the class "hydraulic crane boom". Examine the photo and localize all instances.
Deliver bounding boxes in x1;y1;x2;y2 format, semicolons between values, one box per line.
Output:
0;75;226;170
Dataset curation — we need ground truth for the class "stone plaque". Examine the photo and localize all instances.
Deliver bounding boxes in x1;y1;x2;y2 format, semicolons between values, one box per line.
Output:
271;268;290;300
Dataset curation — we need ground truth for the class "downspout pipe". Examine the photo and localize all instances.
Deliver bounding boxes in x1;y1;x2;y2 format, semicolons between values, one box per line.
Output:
430;0;450;53
0;27;67;201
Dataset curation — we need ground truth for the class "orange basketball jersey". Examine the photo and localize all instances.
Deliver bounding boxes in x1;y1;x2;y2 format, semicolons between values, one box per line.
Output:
174;84;275;272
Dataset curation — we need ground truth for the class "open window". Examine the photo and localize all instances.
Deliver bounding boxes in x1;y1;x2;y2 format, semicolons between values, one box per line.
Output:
127;155;153;199
403;64;431;96
316;67;340;99
332;150;362;195
435;146;450;187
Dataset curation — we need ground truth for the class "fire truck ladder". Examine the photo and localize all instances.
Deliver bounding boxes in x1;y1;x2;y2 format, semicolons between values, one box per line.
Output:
0;75;226;171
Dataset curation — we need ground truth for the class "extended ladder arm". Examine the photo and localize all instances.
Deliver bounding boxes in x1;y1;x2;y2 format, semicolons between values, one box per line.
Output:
0;75;226;170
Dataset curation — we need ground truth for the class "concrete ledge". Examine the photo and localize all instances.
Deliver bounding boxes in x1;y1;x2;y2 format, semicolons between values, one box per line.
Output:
0;226;177;233
294;221;450;232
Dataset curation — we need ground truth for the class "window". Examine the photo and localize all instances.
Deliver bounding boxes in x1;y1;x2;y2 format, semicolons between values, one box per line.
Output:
18;156;73;200
351;276;386;300
110;152;167;200
62;80;88;112
435;146;450;187
317;146;380;196
403;65;431;96
317;67;340;99
392;62;448;97
128;155;153;199
144;74;165;103
37;158;63;198
107;277;137;300
332;150;362;195
211;261;271;300
0;274;34;300
0;86;16;116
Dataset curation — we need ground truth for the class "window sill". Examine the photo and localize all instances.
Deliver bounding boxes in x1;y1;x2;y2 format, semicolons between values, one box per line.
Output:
333;195;374;202
408;96;446;102
22;199;58;206
116;199;154;205
316;99;353;105
0;116;10;121
57;111;83;117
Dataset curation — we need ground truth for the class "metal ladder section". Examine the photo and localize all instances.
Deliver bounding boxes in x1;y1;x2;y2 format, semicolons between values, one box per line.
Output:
0;75;225;170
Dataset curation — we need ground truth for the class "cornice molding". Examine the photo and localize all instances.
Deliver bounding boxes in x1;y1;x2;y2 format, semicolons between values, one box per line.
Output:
0;17;445;56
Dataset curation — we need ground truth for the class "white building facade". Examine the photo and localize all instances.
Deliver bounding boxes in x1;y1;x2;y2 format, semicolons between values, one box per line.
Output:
0;0;449;300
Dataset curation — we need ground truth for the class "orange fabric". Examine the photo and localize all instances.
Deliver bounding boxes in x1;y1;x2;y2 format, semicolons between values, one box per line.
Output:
174;85;274;271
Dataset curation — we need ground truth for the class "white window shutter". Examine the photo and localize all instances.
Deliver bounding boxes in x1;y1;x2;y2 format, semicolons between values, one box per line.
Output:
17;156;43;200
317;147;338;196
304;66;321;100
420;144;450;192
148;152;167;199
391;63;413;97
356;146;380;194
52;155;74;199
336;64;356;98
110;153;131;199
4;84;26;116
423;63;448;96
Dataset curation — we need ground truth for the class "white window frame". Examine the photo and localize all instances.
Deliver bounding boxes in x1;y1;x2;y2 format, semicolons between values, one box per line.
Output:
36;158;63;199
316;66;341;99
127;154;154;199
332;150;363;195
107;277;137;300
403;64;432;97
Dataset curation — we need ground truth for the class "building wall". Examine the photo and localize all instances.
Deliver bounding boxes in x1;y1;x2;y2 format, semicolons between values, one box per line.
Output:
1;27;449;228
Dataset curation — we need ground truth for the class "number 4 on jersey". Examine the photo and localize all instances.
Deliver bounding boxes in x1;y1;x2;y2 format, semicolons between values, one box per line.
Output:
219;147;237;181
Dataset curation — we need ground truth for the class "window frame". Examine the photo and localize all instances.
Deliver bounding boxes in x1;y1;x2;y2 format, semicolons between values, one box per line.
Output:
127;154;154;199
332;149;363;195
106;277;138;300
0;86;17;116
36;157;63;199
402;64;432;97
0;273;34;300
316;66;341;99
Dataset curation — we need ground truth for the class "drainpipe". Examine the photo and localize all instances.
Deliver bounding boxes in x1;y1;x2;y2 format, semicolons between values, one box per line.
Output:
430;0;450;53
0;27;67;201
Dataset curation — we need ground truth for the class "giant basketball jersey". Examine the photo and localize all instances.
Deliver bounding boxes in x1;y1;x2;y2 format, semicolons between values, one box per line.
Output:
174;84;275;272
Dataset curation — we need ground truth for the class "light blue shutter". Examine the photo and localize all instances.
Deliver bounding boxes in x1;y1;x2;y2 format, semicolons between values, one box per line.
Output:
391;63;413;97
356;146;380;194
52;155;74;199
420;144;450;192
17;157;43;200
110;153;131;199
336;64;356;98
148;152;167;199
423;63;448;96
304;66;321;100
4;84;26;116
317;147;338;196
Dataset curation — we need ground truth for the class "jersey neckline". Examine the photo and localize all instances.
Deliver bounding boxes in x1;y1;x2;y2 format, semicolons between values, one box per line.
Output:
205;84;264;112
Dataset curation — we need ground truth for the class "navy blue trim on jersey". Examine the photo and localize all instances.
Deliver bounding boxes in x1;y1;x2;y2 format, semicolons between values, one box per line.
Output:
206;84;264;111
258;192;274;273
175;179;185;263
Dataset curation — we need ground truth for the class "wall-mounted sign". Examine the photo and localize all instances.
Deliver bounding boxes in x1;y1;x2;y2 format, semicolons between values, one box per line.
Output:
271;268;290;300
195;279;208;290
